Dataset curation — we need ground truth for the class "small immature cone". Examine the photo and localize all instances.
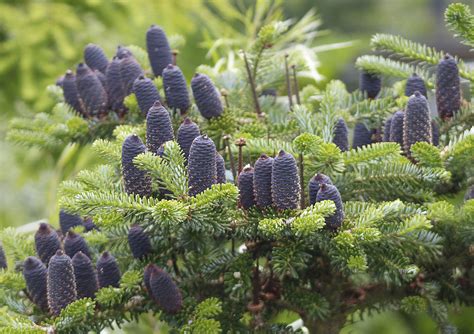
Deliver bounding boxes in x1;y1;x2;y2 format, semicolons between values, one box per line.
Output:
35;223;61;265
59;210;83;234
23;257;48;312
253;154;274;208
238;165;255;209
122;135;152;197
403;91;432;157
464;185;474;202
383;116;392;142
163;64;190;112
405;73;427;98
120;55;144;96
431;120;439;146
216;152;226;184
146;101;174;153
146;25;173;77
191;73;223;119
84;43;109;74
316;183;344;230
271;150;300;210
64;231;91;259
436;54;461;120
389;111;405;147
62;70;86;116
177;118;200;160
188;135;217;196
97;251;121;288
148;266;183;314
128;225;152;259
359;71;381;99
72;252;99;299
0;244;7;270
332;118;349;151
308;173;333;206
352;123;372;149
106;57;126;111
47;250;77;316
133;75;161;117
76;63;108;117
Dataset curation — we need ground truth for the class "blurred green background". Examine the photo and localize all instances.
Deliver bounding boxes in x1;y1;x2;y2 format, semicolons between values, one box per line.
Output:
0;0;472;332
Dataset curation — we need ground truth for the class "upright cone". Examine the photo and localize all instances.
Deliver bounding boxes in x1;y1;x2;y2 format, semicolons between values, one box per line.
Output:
308;173;333;206
146;101;174;154
436;54;461;120
84;43;109;74
316;183;344;230
216;152;226;184
359;71;381;99
405;73;427;98
332;118;349;151
122;135;152;197
120;55;144;96
76;63;108;116
64;231;91;259
163;64;190;112
191;73;223;119
23;257;48;312
403;91;432;157
0;244;7;270
188;135;217;196
128;225;152;259
383;116;392;142
271;150;300;210
72;252;98;299
254;154;274;208
47;250;77;316
146;25;173;77
59;210;83;234
148;266;182;314
35;223;61;265
97;252;121;288
352;123;372;149
431;121;439;146
238;165;255;209
177;118;200;160
389;111;405;147
62;70;86;116
106;57;126;111
133;75;161;117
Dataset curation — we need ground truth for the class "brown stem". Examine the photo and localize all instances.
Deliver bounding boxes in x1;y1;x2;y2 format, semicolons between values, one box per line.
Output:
298;153;305;208
221;89;230;109
172;50;178;66
243;51;262;116
223;135;237;183
235;138;246;175
284;54;293;108
292;65;301;105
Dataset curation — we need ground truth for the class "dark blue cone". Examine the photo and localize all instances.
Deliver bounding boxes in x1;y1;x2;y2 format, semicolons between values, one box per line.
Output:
271;150;300;210
84;43;109;74
133;75;161;117
464;185;474;202
106;57;126;111
76;63;108;117
352;123;372;149
120;55;144;96
308;173;333;206
72;251;98;299
177;118;200;160
149;266;182;314
333;118;349;151
254;154;274;208
23;257;48;312
436;54;461;120
163;64;190;112
238;166;255;209
389;111;405;147
431;121;439;146
0;244;6;270
405;73;427;98
216;152;226;184
122;135;153;197
97;251;121;288
146;101;174;154
383;116;392;142
128;225;152;259
83;217;99;232
191;73;223;119
59;210;83;234
146;25;173;77
116;46;133;59
143;263;157;292
64;231;91;259
62;70;86;116
94;69;107;92
35;223;61;265
316;183;344;230
359;71;381;99
403;91;432;157
47;250;77;316
188;135;217;196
